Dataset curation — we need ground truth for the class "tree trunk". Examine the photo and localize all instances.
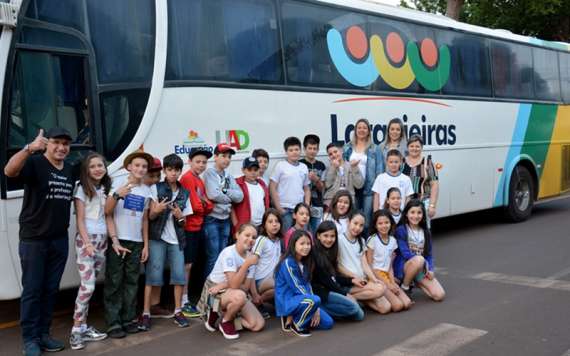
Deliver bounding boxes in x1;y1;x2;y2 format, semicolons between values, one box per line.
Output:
446;0;464;20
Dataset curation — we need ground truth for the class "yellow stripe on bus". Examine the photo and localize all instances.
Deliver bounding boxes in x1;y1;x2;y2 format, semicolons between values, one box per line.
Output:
539;105;570;198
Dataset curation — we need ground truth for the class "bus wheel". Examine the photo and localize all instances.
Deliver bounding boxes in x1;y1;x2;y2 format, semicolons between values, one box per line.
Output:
505;165;534;222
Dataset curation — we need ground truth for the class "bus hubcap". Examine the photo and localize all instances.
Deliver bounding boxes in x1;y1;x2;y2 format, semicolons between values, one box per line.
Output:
514;179;530;211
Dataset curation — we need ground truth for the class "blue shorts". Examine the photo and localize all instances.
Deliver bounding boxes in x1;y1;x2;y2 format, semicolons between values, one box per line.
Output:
146;239;186;286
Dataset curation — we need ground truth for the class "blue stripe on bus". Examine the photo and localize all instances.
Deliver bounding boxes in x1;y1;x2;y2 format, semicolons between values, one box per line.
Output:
493;103;532;207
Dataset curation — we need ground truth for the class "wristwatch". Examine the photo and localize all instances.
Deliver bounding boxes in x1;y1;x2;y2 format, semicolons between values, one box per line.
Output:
112;192;123;201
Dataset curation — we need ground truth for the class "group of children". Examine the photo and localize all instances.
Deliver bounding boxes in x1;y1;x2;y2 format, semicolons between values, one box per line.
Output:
67;129;445;348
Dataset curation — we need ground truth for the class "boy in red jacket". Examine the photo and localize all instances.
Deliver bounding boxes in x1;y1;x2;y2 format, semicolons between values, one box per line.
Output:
232;157;270;231
179;147;214;317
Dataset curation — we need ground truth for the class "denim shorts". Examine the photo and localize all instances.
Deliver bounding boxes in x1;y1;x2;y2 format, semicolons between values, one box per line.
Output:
146;239;186;286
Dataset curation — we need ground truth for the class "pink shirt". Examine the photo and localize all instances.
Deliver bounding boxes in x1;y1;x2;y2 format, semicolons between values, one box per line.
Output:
283;227;313;250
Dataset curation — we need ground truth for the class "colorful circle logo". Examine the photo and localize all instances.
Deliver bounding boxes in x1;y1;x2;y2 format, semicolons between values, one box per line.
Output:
327;26;451;91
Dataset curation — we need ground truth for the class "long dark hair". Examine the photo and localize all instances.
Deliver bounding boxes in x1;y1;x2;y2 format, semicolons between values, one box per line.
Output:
312;221;339;275
347;212;366;253
370;209;396;238
330;190;354;221
276;229;314;280
399;199;432;257
292;202;311;227
258;208;283;240
79;152;111;200
383;187;401;210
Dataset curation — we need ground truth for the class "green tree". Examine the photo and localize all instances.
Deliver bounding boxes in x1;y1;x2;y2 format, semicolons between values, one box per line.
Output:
400;0;570;41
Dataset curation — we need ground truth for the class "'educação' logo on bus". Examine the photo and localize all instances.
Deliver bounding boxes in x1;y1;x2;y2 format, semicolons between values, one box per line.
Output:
174;129;214;155
327;26;450;91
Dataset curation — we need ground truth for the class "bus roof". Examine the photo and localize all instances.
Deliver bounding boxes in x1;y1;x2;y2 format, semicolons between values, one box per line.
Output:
317;0;570;51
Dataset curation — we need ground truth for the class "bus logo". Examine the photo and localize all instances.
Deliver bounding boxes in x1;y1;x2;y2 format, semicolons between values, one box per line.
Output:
185;130;205;144
215;129;250;152
326;26;450;91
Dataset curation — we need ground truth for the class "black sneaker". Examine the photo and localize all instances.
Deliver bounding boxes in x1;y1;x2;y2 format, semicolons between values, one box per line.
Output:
39;334;65;352
138;314;151;332
290;323;311;337
280;317;291;332
124;321;140;334
107;327;126;339
257;304;271;319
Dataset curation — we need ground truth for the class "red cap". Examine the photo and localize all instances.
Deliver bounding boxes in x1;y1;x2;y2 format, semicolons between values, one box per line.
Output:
148;157;162;172
214;143;236;155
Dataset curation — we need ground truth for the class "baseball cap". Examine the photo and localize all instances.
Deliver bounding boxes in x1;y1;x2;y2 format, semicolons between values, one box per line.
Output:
189;147;213;160
148;157;162;172
242;156;260;169
214;143;236;155
45;127;73;141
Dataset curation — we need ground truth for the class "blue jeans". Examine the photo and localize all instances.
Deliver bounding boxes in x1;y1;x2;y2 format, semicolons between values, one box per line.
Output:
355;189;373;228
146;239;186;286
280;208;294;231
203;216;231;278
309;216;321;236
19;237;69;343
321;292;365;321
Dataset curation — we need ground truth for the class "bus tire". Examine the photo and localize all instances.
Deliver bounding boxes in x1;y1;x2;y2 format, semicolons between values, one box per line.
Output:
504;165;534;222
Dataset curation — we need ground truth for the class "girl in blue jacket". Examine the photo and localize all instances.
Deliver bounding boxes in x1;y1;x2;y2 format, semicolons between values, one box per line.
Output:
275;230;333;336
393;199;445;301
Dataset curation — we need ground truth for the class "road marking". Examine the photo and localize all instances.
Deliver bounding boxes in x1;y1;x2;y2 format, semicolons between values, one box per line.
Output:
561;349;570;356
0;308;73;330
548;266;570;280
374;323;487;356
471;272;570;292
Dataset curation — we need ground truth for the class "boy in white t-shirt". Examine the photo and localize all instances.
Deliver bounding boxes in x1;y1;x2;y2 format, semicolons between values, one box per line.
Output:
269;136;311;230
139;154;193;331
104;151;153;338
372;149;414;211
232;157;269;230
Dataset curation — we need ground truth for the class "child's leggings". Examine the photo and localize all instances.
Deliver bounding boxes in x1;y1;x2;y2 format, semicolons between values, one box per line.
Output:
291;295;334;330
73;234;107;323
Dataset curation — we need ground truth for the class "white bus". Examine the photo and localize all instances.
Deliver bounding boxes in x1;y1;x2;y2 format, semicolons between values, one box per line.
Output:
0;0;569;300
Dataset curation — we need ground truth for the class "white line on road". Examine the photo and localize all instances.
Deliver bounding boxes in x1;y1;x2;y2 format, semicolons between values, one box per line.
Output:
471;272;570;292
548;266;570;280
373;323;487;356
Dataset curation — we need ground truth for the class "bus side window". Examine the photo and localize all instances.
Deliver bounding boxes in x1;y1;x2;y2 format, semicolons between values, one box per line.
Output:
561;52;570;104
100;90;150;161
6;51;90;191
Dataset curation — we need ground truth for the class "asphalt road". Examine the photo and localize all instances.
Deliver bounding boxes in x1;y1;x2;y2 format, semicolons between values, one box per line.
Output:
1;199;569;356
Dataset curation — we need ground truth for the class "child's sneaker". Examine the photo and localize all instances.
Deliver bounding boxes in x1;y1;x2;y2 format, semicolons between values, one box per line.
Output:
82;326;107;342
69;332;85;350
137;315;151;332
280;316;291;332
218;320;239;340
290;323;311;337
173;312;190;328
181;303;201;318
204;309;219;332
257;304;271;319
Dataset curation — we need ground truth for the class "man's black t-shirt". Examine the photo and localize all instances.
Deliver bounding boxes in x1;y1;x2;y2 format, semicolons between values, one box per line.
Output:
18;154;75;241
300;158;326;208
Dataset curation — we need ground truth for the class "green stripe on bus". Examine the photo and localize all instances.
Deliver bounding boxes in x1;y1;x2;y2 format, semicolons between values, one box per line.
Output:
521;104;559;178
